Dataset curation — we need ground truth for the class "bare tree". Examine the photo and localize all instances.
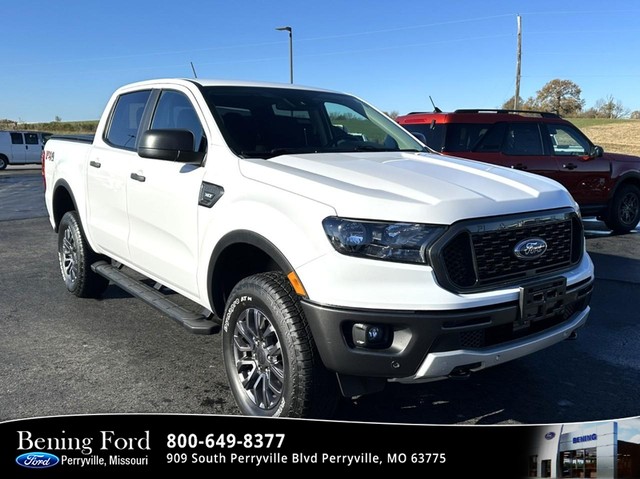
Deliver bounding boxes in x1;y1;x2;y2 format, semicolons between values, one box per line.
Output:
594;95;630;119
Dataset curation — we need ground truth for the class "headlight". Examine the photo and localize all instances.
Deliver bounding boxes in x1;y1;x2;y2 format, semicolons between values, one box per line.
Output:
322;217;445;264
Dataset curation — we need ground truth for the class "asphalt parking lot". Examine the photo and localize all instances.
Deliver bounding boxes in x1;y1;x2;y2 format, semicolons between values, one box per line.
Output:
1;166;639;425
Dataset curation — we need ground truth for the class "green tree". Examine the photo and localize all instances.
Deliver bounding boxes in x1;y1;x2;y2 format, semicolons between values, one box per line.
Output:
534;79;584;116
501;95;538;111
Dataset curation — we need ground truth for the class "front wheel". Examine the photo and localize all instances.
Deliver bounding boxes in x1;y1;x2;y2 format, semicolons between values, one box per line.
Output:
221;272;338;418
604;184;640;234
58;211;109;298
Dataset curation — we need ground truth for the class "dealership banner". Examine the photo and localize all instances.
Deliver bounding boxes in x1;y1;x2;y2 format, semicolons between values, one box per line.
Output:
0;413;535;477
3;414;640;477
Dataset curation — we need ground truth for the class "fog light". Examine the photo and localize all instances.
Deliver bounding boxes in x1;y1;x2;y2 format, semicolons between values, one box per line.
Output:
352;323;390;349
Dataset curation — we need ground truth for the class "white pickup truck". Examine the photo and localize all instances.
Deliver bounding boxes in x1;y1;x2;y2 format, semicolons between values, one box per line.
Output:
43;78;594;418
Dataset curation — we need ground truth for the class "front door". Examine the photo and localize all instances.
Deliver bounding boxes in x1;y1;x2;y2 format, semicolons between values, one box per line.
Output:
24;132;42;163
544;122;611;207
126;89;207;295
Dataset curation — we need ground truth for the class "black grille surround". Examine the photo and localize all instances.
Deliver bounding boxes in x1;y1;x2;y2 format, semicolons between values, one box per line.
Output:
429;208;584;293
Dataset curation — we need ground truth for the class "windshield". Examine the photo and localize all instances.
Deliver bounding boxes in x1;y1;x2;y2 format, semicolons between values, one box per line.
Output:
202;86;425;158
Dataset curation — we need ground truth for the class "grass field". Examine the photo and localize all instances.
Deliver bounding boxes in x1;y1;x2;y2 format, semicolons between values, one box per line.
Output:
569;118;640;156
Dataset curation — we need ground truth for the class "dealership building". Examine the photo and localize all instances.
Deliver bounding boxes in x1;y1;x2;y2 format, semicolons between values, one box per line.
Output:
528;421;640;478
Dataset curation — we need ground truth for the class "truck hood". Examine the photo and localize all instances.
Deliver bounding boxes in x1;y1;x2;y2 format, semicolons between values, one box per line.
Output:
239;151;576;223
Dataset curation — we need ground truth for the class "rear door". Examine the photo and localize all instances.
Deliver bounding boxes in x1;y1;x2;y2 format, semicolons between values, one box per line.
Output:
10;133;26;163
86;89;152;262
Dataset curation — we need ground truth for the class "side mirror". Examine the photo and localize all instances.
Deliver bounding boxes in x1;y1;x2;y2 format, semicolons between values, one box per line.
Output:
591;145;604;158
138;129;203;162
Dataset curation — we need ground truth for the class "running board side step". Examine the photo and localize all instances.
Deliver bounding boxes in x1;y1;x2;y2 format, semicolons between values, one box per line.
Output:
91;261;219;335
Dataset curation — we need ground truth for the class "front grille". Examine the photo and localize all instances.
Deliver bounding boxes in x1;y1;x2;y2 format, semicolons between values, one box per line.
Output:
473;220;572;281
435;209;583;292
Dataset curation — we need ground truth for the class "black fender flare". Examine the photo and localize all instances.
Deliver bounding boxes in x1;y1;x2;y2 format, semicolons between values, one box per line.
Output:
207;230;295;315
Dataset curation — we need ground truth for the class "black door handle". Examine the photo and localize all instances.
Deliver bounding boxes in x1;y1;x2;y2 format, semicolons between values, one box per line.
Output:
511;163;527;170
130;172;146;182
89;160;101;168
563;163;578;170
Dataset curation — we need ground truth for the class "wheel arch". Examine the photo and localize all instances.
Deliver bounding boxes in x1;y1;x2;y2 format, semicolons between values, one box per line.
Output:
51;179;79;232
610;172;640;199
207;230;295;318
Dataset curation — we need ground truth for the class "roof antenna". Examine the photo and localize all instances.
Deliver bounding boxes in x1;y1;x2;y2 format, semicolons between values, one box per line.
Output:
429;96;442;113
190;61;198;78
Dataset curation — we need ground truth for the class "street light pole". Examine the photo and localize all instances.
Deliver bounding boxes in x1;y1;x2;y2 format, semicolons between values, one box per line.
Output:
276;26;293;84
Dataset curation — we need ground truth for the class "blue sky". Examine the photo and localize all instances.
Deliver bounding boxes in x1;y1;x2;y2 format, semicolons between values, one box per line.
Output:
2;0;640;122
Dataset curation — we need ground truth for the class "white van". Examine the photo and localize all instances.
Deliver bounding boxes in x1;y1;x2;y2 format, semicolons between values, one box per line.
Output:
0;131;52;169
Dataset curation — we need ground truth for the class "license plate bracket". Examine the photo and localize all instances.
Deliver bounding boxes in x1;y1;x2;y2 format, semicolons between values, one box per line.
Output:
516;277;567;331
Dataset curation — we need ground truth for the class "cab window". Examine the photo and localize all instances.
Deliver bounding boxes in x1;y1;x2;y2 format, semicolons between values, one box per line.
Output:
24;133;39;145
546;123;590;156
105;90;152;149
151;90;206;153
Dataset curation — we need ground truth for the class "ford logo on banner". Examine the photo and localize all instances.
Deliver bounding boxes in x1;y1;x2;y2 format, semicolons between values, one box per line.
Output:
16;452;60;469
514;238;547;260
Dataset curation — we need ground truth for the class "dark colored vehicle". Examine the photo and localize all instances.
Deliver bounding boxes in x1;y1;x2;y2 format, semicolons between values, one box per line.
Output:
397;109;640;233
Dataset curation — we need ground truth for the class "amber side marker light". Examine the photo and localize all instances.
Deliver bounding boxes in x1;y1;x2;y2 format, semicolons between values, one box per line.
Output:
287;271;307;297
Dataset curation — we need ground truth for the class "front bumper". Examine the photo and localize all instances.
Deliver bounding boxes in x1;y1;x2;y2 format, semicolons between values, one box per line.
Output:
301;276;593;382
391;305;589;383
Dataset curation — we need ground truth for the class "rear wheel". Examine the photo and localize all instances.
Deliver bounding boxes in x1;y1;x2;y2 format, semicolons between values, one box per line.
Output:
58;211;109;298
0;155;8;170
604;184;640;234
221;272;338;418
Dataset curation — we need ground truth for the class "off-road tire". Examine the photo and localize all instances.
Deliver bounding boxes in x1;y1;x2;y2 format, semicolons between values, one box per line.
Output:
221;272;338;418
58;211;109;298
604;184;640;234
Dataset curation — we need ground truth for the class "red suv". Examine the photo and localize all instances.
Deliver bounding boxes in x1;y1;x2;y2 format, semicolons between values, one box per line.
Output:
397;109;640;233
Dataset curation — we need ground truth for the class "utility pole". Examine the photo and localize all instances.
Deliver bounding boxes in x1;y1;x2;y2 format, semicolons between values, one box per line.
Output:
514;14;522;110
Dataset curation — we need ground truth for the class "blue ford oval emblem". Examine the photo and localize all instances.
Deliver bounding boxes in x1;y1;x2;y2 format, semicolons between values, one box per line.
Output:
514;237;547;260
16;452;60;469
545;432;556;440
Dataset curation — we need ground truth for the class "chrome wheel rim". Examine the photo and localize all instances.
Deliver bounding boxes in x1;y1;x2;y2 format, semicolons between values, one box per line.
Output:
232;307;284;410
620;192;639;226
61;226;78;286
